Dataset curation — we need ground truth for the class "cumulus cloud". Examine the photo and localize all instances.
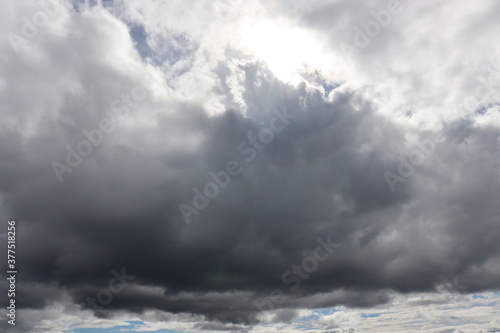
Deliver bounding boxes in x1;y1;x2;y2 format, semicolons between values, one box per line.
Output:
0;0;499;332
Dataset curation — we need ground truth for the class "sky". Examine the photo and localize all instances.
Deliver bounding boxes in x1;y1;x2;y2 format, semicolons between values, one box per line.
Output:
0;0;500;332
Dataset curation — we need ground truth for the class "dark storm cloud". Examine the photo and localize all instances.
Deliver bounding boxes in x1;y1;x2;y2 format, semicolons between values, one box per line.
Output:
2;56;499;326
1;1;500;331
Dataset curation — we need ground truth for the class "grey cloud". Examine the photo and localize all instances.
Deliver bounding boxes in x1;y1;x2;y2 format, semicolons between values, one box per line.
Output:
1;1;499;332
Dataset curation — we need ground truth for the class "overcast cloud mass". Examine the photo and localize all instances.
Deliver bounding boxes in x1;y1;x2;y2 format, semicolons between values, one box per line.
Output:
1;0;500;332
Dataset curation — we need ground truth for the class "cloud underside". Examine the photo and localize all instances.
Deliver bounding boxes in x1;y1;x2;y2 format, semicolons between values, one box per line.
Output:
0;0;499;332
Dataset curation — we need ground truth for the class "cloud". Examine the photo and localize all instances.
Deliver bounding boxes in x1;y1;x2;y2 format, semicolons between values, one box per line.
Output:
0;0;499;332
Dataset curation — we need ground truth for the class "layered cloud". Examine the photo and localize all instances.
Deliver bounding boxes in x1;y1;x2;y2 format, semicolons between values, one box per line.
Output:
0;0;499;332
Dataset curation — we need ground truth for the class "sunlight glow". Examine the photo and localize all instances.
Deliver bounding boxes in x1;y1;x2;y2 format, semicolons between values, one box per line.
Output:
239;22;330;84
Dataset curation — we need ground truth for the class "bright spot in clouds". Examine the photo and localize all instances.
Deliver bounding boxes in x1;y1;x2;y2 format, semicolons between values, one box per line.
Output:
240;22;330;84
